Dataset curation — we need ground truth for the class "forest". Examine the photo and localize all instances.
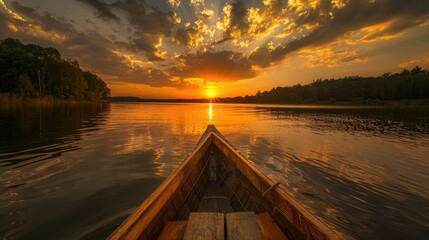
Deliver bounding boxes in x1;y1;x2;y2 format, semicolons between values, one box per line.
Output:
0;38;110;100
224;67;429;104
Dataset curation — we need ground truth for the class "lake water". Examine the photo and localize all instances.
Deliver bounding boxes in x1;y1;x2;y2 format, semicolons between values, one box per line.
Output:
0;102;428;239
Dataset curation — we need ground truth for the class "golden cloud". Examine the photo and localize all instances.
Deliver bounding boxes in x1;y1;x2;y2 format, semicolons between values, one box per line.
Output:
0;0;26;21
190;0;204;7
112;50;146;69
168;0;181;8
399;57;429;69
302;47;368;68
200;8;214;19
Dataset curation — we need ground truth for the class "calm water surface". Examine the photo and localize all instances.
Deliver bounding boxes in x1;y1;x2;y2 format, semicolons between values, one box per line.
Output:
0;102;428;239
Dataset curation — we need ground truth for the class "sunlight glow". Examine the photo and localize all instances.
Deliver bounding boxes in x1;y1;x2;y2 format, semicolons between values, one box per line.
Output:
206;89;216;98
208;102;213;121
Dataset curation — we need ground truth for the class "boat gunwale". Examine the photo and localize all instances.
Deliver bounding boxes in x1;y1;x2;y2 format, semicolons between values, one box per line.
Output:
109;125;344;240
108;131;213;239
210;130;343;240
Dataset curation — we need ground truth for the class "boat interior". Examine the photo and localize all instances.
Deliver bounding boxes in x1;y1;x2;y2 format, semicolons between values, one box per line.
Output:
109;125;340;240
156;146;289;240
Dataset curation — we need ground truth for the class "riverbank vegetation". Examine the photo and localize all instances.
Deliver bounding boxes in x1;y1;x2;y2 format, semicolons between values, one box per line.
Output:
0;38;110;101
232;67;429;105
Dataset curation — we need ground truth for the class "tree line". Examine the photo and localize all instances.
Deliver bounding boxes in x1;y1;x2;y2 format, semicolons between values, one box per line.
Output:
223;67;429;104
0;38;110;100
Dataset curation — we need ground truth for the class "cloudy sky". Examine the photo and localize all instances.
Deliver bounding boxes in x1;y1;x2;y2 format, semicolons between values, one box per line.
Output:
1;0;429;98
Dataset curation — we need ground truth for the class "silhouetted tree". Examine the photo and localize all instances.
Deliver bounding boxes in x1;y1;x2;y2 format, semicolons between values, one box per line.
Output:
0;38;110;100
242;67;429;104
15;73;37;97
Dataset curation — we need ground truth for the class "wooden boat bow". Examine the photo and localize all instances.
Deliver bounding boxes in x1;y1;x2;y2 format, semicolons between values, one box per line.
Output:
108;124;344;240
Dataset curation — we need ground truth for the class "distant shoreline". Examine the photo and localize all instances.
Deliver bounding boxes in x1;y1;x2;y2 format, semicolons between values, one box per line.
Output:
2;94;428;107
109;96;429;107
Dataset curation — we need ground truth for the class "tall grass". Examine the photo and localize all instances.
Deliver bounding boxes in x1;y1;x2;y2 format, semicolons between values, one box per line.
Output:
0;93;108;111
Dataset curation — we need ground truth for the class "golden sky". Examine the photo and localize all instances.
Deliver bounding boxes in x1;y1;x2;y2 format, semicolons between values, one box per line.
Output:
1;0;429;98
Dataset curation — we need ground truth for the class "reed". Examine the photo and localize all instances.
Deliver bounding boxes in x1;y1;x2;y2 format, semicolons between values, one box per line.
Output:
0;93;109;111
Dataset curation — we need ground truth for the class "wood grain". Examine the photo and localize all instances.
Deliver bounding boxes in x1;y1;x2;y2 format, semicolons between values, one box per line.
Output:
256;212;288;240
226;212;264;240
158;221;187;240
183;212;224;240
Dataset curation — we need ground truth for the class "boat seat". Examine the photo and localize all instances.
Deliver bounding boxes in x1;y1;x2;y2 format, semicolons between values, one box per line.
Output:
198;196;234;213
226;212;265;240
176;211;287;240
157;221;187;240
197;183;234;213
183;212;224;240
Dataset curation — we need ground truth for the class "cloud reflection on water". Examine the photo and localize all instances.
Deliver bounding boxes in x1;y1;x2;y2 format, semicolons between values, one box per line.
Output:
0;103;428;239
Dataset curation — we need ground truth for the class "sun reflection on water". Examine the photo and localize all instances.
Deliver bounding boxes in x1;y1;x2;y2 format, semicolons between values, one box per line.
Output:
1;103;428;239
208;102;213;121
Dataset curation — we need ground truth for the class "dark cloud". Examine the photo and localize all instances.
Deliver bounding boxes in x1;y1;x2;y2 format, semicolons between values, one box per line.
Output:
75;0;120;22
363;16;429;41
125;67;171;87
10;1;75;35
274;0;429;59
116;0;177;35
118;67;199;89
249;47;277;68
171;51;256;82
223;1;248;39
128;35;163;61
61;31;129;76
75;0;179;60
112;0;179;60
171;27;198;46
0;12;10;36
9;1;35;15
216;0;287;44
226;1;248;35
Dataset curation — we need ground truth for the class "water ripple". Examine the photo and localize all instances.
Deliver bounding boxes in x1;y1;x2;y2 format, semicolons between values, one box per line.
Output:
0;103;428;239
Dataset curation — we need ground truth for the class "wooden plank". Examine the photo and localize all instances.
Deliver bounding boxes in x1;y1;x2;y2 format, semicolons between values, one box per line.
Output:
183;212;224;240
197;197;234;213
256;213;288;240
217;198;234;213
197;182;233;213
197;198;220;212
226;212;264;240
158;221;187;240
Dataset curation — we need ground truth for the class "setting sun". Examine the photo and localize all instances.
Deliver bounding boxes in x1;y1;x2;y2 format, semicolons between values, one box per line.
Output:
206;90;216;98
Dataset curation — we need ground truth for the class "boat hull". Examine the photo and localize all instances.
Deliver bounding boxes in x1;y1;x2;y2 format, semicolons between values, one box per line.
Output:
109;125;342;240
